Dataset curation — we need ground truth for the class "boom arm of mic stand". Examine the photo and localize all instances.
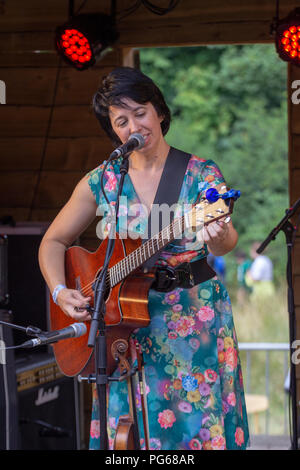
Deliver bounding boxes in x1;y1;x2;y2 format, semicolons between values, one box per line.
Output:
257;197;300;254
0;319;43;336
256;197;300;450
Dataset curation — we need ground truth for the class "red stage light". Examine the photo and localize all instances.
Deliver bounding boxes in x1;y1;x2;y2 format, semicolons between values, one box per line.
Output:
276;8;300;66
57;28;93;68
55;14;118;70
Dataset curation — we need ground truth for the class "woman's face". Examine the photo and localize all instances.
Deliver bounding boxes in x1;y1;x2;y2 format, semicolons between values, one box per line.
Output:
109;97;164;154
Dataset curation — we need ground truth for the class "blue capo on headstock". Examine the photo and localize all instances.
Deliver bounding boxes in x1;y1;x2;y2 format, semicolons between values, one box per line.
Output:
205;188;241;203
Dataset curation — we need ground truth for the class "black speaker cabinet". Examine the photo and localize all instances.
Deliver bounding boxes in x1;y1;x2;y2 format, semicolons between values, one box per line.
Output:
16;352;80;450
0;223;50;354
0;310;18;450
0;224;82;450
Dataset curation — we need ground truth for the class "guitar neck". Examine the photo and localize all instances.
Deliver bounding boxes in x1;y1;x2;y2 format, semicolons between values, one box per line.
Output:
109;213;186;287
108;186;234;287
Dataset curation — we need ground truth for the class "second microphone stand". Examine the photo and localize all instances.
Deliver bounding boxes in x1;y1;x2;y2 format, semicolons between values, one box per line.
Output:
257;197;300;450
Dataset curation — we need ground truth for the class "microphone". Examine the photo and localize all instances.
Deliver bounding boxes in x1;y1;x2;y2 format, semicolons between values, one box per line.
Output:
110;133;145;159
19;322;87;349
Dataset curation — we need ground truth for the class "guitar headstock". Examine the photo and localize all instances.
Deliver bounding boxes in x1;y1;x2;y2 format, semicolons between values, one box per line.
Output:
187;186;240;229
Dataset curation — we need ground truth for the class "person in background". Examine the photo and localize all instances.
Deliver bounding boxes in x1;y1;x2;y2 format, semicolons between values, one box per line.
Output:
207;253;226;284
246;241;275;302
234;250;252;304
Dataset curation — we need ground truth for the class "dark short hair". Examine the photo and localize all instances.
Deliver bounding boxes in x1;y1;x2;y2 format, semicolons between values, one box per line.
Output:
92;66;171;146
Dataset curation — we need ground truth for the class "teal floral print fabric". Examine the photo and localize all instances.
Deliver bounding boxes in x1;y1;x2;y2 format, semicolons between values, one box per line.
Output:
87;150;249;450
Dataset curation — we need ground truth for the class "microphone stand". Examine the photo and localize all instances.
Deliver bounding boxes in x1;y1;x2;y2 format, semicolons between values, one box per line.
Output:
257;197;300;450
86;154;131;450
0;319;43;338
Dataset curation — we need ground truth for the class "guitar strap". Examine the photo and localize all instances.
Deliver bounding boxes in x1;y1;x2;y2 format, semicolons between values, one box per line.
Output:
142;146;191;268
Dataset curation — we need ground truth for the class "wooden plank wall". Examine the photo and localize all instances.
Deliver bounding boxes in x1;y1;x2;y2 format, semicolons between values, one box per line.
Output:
0;0;299;236
116;0;300;46
0;0;128;250
289;64;300;405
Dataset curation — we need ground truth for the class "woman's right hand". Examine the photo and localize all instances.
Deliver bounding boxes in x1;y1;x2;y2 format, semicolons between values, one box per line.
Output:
56;288;92;321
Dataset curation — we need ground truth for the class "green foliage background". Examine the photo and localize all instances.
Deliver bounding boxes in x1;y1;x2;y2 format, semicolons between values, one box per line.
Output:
140;45;289;288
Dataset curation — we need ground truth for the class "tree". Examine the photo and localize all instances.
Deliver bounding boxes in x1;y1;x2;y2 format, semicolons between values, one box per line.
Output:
140;44;288;284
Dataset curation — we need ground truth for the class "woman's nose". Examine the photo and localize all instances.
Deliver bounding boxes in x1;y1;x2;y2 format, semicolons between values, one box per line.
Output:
128;117;142;135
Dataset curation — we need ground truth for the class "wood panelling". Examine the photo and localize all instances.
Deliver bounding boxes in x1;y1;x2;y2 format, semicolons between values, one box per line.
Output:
55;67;112;106
0;32;59;67
115;0;298;47
0;106;51;137
33;170;83;208
0;67;58;106
0;67;111;106
119;19;273;47
0;136;112;175
0;64;116;106
291;135;300;170
48;105;103;137
0;171;38;207
0;0;298;36
293;238;300;276
290;102;300;136
0;32;120;67
290;169;300;206
0;0;111;32
288;59;300;417
0;138;44;170
295;276;300;306
43;137;113;171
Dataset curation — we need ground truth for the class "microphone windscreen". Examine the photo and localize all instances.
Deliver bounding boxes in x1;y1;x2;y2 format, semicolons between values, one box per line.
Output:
72;322;87;337
129;133;145;149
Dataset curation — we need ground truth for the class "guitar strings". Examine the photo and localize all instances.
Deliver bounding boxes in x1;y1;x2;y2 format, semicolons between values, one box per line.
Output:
78;213;187;298
78;197;222;299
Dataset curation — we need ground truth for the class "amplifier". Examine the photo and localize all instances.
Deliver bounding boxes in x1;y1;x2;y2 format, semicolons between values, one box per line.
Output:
0;310;18;450
16;352;80;450
0;223;50;356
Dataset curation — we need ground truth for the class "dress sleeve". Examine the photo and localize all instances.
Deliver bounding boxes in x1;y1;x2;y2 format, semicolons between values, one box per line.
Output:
198;159;226;194
86;162;106;207
87;160;120;207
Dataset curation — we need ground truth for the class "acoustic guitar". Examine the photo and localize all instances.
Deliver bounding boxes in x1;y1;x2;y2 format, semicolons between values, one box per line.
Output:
49;186;240;377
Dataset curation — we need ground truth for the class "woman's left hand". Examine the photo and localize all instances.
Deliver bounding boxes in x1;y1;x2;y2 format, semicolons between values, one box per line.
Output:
204;218;229;243
202;217;234;256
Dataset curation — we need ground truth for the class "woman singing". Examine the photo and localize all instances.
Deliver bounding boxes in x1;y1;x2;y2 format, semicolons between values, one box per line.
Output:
38;66;249;450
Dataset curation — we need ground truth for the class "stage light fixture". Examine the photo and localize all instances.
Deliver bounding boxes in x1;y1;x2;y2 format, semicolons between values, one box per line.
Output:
55;14;119;70
275;8;300;67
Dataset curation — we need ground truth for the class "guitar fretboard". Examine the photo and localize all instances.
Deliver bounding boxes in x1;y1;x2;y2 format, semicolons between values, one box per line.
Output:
108;212;189;287
107;190;230;287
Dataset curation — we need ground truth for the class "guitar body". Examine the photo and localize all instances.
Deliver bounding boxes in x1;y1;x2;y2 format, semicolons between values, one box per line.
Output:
49;234;153;377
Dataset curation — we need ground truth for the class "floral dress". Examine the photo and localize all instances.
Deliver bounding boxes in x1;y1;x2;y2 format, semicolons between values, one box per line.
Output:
87;151;249;450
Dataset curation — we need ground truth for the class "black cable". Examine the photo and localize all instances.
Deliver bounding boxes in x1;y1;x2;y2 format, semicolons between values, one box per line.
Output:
141;0;180;16
87;155;118;295
28;57;62;221
75;0;88;16
0;344;25;351
117;0;142;21
116;0;180;22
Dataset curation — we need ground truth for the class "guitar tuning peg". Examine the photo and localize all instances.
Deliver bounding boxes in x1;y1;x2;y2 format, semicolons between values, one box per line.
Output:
221;189;241;201
205;188;241;203
205;188;219;203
